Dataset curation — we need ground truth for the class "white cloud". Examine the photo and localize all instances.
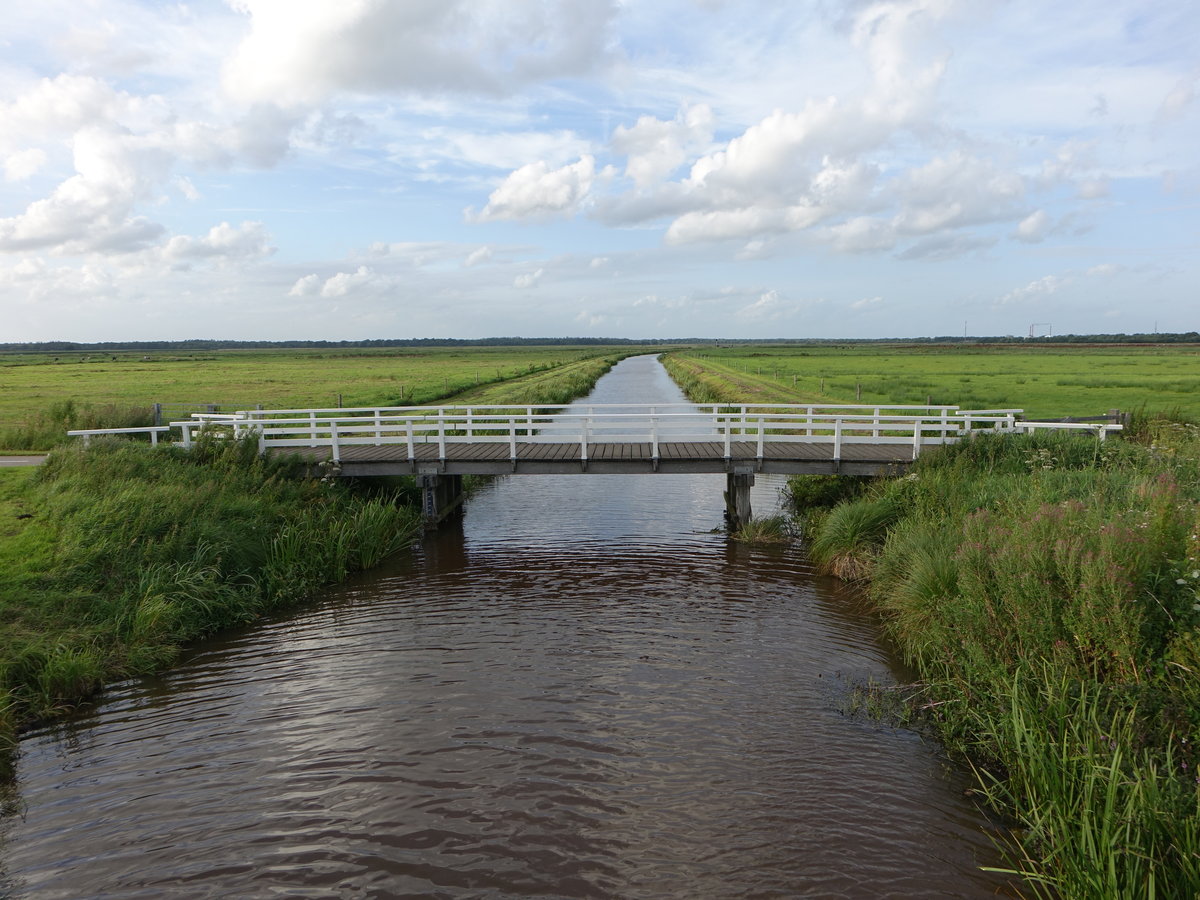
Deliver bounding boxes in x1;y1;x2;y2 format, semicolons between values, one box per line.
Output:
893;152;1025;235
611;104;714;188
464;246;493;267
514;267;545;288
737;289;785;321
321;265;381;297
1014;209;1051;243
4;149;47;182
287;266;390;298
850;296;883;310
998;274;1069;305
174;175;201;201
222;0;619;107
470;156;596;222
288;273;321;297
1156;73;1196;123
0;127;172;254
161;221;273;262
827;217;897;253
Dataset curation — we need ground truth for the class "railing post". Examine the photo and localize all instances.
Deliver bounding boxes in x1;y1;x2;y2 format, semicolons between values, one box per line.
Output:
509;420;517;462
806;406;814;437
309;411;317;443
150;430;159;446
330;421;341;462
756;417;764;460
466;407;474;439
833;418;842;460
651;416;659;462
406;419;415;461
374;409;382;443
912;421;922;459
581;419;589;463
181;423;192;449
872;407;881;438
723;416;731;460
437;415;446;461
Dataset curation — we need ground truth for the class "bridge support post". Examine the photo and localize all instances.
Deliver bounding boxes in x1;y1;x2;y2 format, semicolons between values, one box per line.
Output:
418;471;464;529
725;470;754;531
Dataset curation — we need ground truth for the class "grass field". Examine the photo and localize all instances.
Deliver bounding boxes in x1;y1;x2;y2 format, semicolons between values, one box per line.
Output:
666;344;1200;419
0;345;646;449
0;346;632;423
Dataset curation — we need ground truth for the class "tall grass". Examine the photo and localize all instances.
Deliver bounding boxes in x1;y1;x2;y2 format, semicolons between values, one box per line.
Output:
799;427;1200;896
0;437;421;776
0;399;153;451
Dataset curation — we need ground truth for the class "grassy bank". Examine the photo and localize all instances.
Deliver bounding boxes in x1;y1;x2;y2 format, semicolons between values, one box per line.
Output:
665;344;1200;419
0;436;422;776
800;426;1200;897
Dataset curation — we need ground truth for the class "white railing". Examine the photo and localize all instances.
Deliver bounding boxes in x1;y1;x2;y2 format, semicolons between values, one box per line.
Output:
226;404;1023;464
66;426;172;447
64;403;1123;458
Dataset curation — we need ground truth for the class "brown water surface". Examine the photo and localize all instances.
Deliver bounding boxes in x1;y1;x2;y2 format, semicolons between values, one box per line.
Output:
0;355;1015;898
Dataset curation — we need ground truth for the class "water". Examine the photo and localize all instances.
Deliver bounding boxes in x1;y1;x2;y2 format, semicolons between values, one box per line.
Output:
0;356;1015;898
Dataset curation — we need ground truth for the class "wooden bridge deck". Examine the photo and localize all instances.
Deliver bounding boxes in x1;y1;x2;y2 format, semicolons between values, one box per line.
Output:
275;440;916;476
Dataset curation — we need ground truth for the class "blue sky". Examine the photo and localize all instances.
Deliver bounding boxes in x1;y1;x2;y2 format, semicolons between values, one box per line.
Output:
0;0;1197;341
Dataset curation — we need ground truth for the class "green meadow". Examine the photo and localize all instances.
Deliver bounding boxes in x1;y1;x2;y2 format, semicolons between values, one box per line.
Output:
667;344;1200;419
0;345;643;450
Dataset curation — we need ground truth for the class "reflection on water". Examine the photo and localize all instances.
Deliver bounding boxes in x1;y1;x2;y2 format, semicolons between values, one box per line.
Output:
0;356;1015;898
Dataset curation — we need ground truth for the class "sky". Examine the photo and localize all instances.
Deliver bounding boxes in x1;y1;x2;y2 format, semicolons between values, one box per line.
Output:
0;0;1197;342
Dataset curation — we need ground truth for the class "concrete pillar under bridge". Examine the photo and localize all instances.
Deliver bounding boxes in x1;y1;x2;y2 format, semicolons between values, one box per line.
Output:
418;471;465;530
725;470;755;531
416;470;755;532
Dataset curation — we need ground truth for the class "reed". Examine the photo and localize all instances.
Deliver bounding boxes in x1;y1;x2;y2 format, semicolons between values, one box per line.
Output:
731;515;793;544
797;428;1200;896
807;495;901;580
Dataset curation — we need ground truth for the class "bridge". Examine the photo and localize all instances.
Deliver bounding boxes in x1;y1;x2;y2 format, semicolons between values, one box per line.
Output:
71;402;1111;528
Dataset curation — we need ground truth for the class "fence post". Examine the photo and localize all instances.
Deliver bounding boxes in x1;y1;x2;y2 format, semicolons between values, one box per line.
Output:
153;403;162;427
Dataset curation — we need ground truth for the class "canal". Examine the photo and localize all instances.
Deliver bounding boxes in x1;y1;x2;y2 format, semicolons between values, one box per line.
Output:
0;355;1014;897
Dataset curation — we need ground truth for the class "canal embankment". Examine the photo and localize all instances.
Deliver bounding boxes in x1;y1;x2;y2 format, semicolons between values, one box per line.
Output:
804;424;1200;897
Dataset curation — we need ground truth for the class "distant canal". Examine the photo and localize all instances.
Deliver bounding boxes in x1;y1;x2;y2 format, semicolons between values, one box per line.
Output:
0;355;1015;898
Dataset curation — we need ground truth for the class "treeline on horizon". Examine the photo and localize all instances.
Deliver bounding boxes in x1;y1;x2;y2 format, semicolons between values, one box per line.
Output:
2;332;1199;352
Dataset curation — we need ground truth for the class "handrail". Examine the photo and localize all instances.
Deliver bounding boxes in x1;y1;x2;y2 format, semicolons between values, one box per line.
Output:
66;404;1125;456
66;426;172;447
